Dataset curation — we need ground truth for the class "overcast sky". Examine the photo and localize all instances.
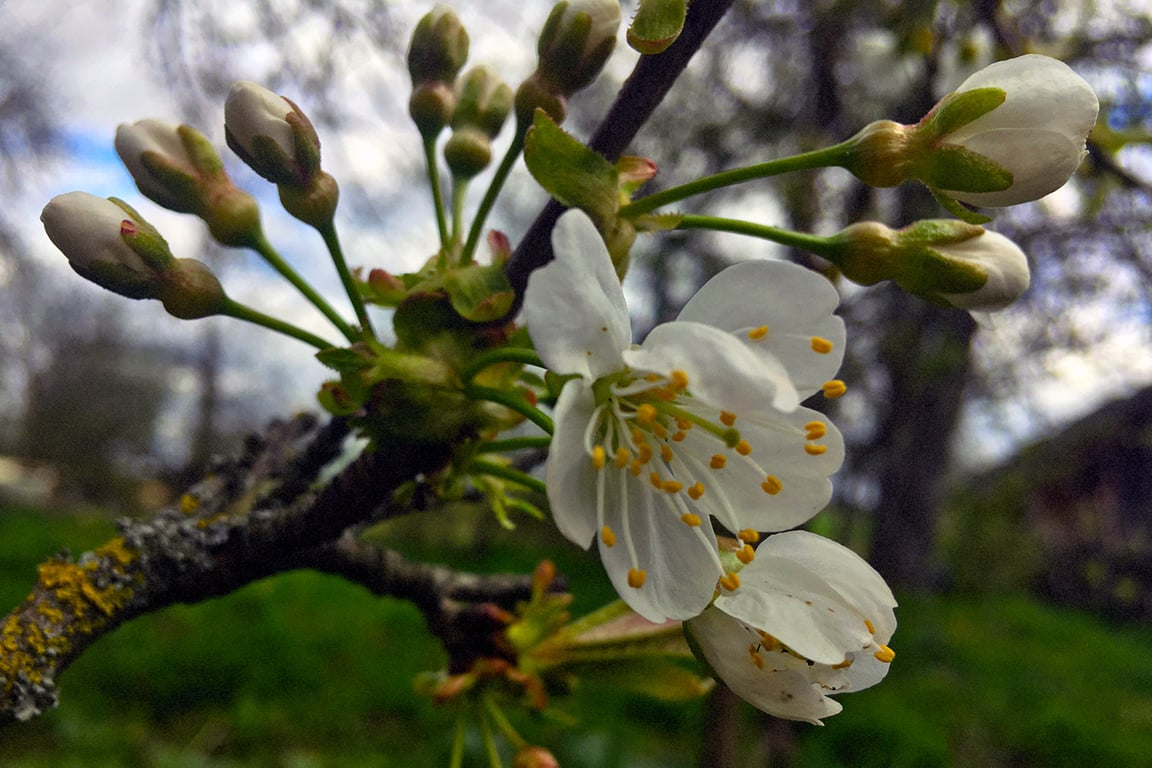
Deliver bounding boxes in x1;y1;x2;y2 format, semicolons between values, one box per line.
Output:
9;0;1152;467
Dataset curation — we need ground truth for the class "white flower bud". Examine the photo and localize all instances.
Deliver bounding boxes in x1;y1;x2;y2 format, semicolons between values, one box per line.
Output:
224;81;295;159
225;81;323;187
536;0;621;97
936;229;1030;312
115;119;200;211
41;191;171;299
924;54;1099;207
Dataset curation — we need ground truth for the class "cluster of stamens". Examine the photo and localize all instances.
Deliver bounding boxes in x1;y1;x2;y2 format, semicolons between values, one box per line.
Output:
744;618;896;675
584;342;837;594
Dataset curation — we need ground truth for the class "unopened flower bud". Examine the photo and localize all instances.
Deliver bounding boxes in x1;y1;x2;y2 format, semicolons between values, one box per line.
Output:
408;81;456;139
842;55;1098;207
828;219;1030;312
115;119;263;248
407;5;469;88
41;192;173;300
514;72;568;127
443;128;492;178
536;0;621;97
225;81;323;188
512;746;560;768
159;258;227;319
453;66;513;139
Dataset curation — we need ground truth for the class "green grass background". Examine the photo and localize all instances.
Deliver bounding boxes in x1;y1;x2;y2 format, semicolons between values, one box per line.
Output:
2;505;1151;767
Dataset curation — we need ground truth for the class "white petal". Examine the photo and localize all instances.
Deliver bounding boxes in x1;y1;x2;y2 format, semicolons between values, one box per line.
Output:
754;531;898;642
598;472;720;622
940;129;1086;207
624;321;800;413
524;211;630;378
543;379;600;547
715;548;874;665
687;607;842;724
690;408;844;534
677;260;845;397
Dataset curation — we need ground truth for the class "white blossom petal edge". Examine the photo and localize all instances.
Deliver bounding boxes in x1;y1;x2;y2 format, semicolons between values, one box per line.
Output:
686;531;897;724
524;211;848;622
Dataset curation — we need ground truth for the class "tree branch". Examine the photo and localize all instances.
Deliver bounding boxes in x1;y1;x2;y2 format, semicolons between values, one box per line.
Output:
0;414;459;723
504;0;737;299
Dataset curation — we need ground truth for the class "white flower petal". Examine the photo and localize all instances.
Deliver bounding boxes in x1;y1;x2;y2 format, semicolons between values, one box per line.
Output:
543;379;600;547
687;607;843;724
677;260;845;398
754;530;898;641
715;548;874;665
524;211;631;378
624;321;800;413
598;473;721;622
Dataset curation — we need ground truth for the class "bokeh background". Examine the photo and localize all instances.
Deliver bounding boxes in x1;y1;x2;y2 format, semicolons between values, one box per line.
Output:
2;0;1152;765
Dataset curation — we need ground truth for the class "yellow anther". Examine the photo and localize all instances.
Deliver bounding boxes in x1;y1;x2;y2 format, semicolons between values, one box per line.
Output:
680;512;702;527
736;440;752;456
749;647;765;669
719;572;741;591
804;443;828;456
832;658;854;670
614;447;630;468
687;482;705;500
180;494;200;514
737;544;755;564
645;373;662;382
601;526;617;547
761;475;783;495
719;410;737;427
629;459;643;476
670;369;690;390
661;480;684;494
811;336;834;354
636;403;658;424
747;325;769;340
710;454;727;469
738;529;760;544
823;379;847;398
874;644;896;664
864;619;876;634
676;418;692;431
592;446;606;469
627;568;647;588
804;421;827;440
671;431;687;442
649;472;663;489
652;422;668;439
660;444;674;462
757;631;780;651
637;444;654;464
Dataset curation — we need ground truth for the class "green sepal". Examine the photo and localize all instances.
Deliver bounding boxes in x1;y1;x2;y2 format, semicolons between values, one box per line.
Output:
564;658;712;702
443;262;515;322
913;143;1013;195
929;188;993;225
627;0;687;55
315;345;373;374
523;109;618;226
920;86;1005;141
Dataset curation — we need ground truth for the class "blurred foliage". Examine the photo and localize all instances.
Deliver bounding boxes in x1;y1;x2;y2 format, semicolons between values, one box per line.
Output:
3;506;1152;767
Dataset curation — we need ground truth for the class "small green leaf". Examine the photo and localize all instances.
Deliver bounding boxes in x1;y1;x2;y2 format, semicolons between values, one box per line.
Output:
315;346;370;373
524;109;619;225
627;0;687;55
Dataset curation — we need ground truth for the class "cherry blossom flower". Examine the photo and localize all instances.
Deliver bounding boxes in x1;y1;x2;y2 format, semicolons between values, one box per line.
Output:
524;211;846;622
686;531;897;724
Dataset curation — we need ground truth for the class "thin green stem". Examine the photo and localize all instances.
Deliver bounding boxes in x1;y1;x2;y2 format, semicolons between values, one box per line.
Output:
451;175;470;263
619;141;855;217
470;459;548;496
219;297;337;350
475;435;552;454
675;214;837;257
317;221;376;339
483;695;527;750
479;705;504;768
248;231;358;342
450;716;465;768
465;383;554;435
460;347;545;382
462;130;526;265
423;136;450;249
